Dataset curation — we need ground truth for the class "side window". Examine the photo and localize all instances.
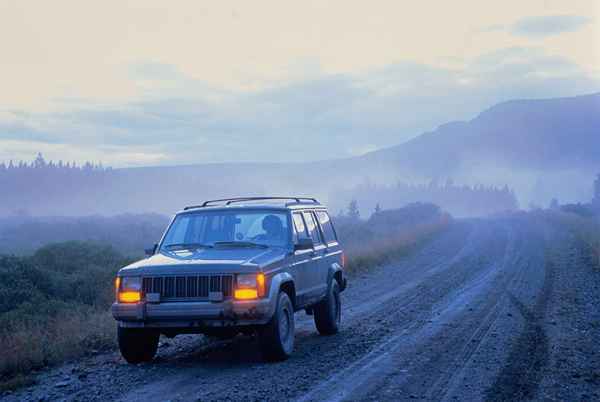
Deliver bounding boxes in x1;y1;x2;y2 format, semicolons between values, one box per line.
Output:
316;211;337;244
293;213;308;240
302;211;323;245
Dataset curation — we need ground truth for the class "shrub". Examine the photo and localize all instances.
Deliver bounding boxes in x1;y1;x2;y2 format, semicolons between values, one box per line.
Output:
335;203;452;273
0;242;129;387
538;210;600;269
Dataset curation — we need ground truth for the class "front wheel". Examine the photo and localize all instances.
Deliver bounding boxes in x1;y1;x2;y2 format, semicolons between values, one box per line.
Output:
259;291;295;361
314;280;341;335
118;327;159;364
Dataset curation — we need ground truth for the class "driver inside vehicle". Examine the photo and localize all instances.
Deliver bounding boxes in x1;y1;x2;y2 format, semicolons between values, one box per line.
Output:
256;214;285;242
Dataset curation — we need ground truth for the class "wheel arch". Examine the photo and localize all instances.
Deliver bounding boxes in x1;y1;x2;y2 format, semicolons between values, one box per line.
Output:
327;262;346;291
270;272;297;310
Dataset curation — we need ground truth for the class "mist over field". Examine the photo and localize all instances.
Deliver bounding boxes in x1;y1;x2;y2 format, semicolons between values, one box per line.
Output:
1;92;598;220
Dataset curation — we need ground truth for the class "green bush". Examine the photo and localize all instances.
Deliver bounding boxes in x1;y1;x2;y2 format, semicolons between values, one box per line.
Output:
0;242;130;387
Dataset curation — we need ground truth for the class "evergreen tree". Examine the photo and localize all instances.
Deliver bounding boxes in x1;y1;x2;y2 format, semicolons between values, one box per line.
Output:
347;200;360;221
33;152;46;168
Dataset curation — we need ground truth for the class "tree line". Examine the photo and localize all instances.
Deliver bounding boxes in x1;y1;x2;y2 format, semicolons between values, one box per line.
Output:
335;179;519;217
0;153;109;172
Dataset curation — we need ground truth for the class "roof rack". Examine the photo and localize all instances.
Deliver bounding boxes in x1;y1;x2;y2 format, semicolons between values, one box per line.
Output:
183;197;320;210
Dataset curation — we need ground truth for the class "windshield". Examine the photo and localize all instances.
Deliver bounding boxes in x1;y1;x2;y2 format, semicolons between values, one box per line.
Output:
160;210;291;251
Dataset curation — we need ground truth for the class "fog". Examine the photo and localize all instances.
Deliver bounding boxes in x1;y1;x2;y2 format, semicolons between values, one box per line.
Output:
1;93;598;221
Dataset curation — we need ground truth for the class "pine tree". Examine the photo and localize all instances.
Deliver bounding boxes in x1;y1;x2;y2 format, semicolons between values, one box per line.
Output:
347;200;360;221
33;152;46;168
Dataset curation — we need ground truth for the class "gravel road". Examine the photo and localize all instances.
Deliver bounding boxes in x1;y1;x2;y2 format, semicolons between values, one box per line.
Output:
3;216;599;402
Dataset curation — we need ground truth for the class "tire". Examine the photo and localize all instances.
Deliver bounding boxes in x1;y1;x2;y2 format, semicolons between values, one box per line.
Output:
259;291;295;361
118;326;159;364
314;280;341;335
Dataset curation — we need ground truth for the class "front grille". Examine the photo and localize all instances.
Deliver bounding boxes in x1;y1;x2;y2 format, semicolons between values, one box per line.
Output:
142;274;233;300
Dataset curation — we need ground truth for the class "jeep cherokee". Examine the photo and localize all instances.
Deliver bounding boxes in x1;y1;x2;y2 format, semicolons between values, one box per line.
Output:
112;197;347;362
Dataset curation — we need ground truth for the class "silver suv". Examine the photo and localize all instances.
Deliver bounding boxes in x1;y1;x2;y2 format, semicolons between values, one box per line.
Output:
112;197;346;362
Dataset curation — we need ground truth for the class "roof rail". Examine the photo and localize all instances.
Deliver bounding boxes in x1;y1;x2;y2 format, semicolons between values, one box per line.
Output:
183;197;320;210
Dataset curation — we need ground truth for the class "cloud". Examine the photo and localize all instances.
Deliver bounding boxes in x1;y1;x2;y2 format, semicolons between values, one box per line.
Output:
1;48;598;167
510;15;591;37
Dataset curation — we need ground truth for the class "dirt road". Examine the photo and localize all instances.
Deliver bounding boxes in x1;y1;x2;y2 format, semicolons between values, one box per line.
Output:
4;216;600;401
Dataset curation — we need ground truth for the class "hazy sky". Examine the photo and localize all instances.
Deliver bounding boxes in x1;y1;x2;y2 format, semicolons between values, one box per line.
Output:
1;0;599;167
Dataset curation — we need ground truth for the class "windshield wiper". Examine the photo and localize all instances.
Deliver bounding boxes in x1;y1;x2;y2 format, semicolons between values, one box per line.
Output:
213;241;268;249
163;243;213;251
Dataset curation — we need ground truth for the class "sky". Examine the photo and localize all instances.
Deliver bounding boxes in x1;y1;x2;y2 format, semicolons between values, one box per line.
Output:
0;0;599;167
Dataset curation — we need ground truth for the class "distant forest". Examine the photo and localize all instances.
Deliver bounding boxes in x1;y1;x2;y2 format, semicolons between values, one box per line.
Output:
1;153;518;217
337;180;519;217
0;153;115;216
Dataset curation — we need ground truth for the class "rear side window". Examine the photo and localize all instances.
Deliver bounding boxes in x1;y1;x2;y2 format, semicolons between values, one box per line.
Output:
293;213;308;239
316;211;337;244
302;211;323;245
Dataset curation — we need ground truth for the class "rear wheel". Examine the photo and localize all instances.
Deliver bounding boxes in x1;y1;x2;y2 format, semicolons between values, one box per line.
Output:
118;327;159;364
314;280;341;335
259;291;295;361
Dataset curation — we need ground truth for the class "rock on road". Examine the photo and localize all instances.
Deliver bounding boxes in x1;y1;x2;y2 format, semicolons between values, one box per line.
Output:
4;216;600;402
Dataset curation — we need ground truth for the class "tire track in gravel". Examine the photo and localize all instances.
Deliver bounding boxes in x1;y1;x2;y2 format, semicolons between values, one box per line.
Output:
298;220;521;402
483;248;555;401
297;216;559;402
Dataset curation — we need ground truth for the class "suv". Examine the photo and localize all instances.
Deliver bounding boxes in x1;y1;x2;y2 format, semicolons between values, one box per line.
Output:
112;197;346;362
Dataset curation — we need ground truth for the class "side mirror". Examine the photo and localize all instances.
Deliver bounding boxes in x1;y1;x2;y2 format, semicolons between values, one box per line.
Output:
294;237;314;251
145;243;158;257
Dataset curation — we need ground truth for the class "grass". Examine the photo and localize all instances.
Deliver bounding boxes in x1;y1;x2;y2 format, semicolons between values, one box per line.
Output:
538;210;600;270
0;310;115;388
344;219;451;275
0;242;127;390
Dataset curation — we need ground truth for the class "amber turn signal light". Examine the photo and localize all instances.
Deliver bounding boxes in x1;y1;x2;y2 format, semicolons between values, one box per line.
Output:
234;288;259;300
118;291;141;303
256;273;266;297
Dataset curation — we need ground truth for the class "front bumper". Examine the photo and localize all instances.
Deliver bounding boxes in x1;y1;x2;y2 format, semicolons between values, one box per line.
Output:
112;297;274;328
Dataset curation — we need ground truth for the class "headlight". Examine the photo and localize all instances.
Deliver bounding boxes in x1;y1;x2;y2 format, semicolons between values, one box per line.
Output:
237;274;257;288
121;276;142;291
116;276;142;303
235;273;266;299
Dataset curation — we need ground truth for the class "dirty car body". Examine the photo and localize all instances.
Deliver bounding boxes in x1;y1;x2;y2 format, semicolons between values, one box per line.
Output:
112;197;346;362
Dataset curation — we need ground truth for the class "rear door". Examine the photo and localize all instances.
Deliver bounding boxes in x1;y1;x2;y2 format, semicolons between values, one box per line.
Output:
315;209;342;283
291;212;313;306
302;210;328;301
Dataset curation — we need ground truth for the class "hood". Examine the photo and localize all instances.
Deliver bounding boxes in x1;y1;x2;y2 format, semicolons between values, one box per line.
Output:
120;246;289;276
